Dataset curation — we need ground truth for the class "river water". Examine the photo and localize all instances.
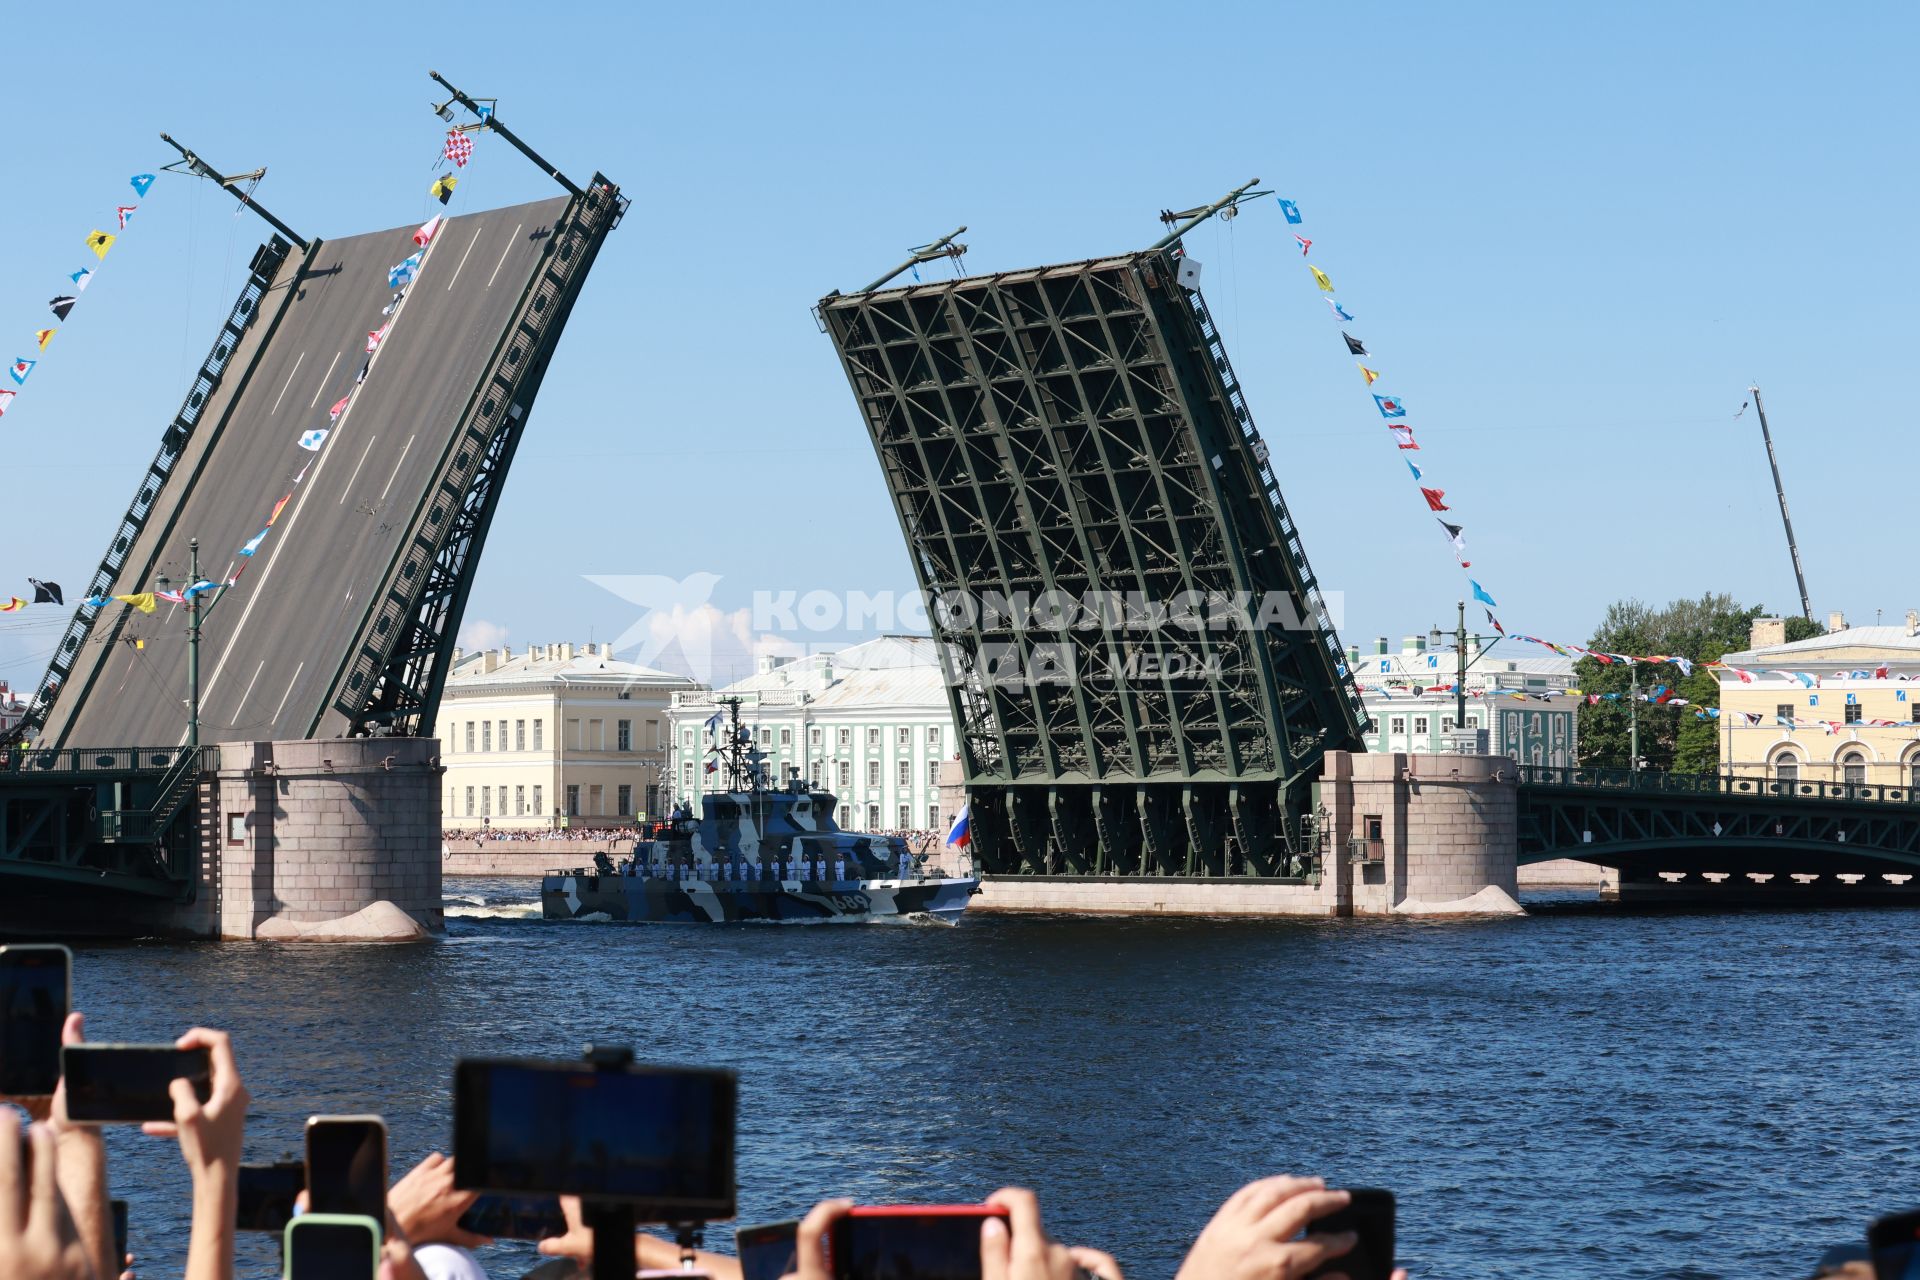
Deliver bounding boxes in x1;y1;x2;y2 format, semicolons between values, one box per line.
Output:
61;880;1920;1279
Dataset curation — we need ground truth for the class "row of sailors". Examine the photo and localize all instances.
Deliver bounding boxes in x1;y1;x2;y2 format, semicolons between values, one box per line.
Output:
611;850;917;882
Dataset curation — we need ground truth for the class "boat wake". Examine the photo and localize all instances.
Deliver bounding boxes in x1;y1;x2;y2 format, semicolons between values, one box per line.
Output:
443;901;541;921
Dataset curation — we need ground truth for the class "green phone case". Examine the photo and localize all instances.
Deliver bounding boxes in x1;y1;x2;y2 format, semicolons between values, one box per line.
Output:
283;1212;382;1279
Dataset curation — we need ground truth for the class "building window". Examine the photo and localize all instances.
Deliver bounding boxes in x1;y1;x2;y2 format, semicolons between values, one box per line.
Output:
1841;751;1867;787
867;728;880;748
867;760;880;787
514;785;525;816
897;760;910;786
481;721;492;752
1777;704;1795;723
532;785;543;816
928;761;940;786
1441;716;1456;732
533;719;543;751
227;813;246;846
498;786;507;816
780;727;792;746
1845;703;1863;725
810;727;822;747
683;727;694;747
810;762;823;786
838;761;851;788
515;720;526;751
1389;716;1406;735
1467;716;1480;729
591;784;604;815
566;785;580;817
1413;716;1429;735
866;803;880;828
682;764;694;791
758;727;771;746
1911;758;1920;789
928;726;941;750
838;805;849;827
465;786;475;816
647;719;660;749
618;784;632;817
591;719;604;750
898;727;911;747
838;728;851;749
464;721;474;753
898;804;910;828
481;788;491;817
498;721;507;751
1913;705;1920;724
928;804;940;829
618;719;633;751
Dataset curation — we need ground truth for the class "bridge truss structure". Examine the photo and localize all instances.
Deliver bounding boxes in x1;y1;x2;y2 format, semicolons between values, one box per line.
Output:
820;246;1366;877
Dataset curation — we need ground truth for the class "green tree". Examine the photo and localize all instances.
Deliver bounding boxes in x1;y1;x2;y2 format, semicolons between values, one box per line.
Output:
1573;594;1818;772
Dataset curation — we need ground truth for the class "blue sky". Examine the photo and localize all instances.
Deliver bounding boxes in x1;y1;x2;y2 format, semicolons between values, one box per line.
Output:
0;1;1912;691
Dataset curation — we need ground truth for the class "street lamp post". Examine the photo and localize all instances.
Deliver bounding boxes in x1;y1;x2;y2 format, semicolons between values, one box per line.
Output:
157;538;206;751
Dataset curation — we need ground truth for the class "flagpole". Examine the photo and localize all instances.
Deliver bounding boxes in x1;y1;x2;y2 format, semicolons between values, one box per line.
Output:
1748;386;1813;623
428;71;583;198
187;539;201;753
157;135;309;252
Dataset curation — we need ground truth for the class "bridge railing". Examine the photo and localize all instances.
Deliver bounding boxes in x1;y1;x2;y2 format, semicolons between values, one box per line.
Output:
1517;764;1918;807
3;746;199;776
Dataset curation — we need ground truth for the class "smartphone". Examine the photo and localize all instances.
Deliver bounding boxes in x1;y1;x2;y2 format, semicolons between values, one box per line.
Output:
0;944;71;1096
828;1205;1009;1280
453;1057;736;1216
238;1160;308;1234
1303;1188;1395;1280
737;1218;800;1280
305;1116;388;1222
61;1044;211;1123
1869;1207;1920;1280
457;1193;569;1241
110;1199;127;1267
284;1213;381;1280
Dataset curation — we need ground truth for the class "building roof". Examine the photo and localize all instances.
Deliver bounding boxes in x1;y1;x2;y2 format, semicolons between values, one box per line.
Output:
1721;625;1920;666
679;635;950;714
445;642;700;691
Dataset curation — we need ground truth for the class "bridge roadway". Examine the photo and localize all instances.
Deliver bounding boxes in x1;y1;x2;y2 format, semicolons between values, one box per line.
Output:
42;195;570;749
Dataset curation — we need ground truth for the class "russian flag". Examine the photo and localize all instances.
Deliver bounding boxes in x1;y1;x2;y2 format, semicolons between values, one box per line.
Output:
945;803;971;848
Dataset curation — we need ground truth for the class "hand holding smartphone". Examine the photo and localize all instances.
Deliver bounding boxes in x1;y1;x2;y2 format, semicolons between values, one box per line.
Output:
284;1213;381;1280
1869;1207;1920;1280
0;944;71;1097
306;1116;389;1222
62;1044;211;1123
237;1161;307;1234
736;1218;800;1280
1302;1188;1395;1280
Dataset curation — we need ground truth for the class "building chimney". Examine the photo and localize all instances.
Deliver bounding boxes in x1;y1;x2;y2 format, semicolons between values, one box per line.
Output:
451;648;464;666
1828;611;1847;634
1373;637;1388;656
1749;617;1786;651
1908;610;1918;638
559;643;574;661
480;650;500;673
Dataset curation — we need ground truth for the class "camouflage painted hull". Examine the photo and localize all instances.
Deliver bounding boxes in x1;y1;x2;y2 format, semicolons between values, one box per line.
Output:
539;874;978;924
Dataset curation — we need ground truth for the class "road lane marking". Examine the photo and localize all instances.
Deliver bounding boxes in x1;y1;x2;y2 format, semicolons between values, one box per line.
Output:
307;349;342;408
379;434;416;502
445;225;484;292
339;435;379;504
234;659;265;720
269;351;306;416
485;224;524;288
270;661;305;729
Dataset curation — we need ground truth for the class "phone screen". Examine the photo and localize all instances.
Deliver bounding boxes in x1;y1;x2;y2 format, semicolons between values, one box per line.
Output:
237;1161;306;1233
1869;1208;1920;1280
0;945;70;1096
285;1217;379;1280
737;1219;800;1280
1303;1188;1395;1280
306;1118;388;1221
453;1058;735;1214
457;1194;569;1241
110;1199;127;1265
830;1208;1005;1280
61;1046;211;1123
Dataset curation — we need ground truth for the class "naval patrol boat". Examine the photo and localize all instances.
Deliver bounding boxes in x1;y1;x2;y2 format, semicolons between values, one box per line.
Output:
540;699;978;924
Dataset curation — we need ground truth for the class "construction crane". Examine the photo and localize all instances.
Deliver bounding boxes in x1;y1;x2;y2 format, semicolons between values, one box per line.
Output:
1746;385;1812;623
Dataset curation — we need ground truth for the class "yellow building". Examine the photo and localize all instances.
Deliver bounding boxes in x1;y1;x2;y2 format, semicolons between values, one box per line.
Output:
440;643;702;830
1717;613;1920;789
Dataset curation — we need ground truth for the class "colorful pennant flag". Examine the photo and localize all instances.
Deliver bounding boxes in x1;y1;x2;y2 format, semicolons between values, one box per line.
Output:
1343;332;1368;357
85;231;116;259
129;173;156;198
0;391;14;418
388;252;423;289
69;268;92;292
267;493;292;525
1419;486;1450;511
328;394;351;422
33;330;54;352
1278;198;1302;224
1294;234;1312;256
29;580;63;606
49;296;75;322
115;205;138;231
366;323;390;353
0;598;25;613
430;174;458;204
10;359;34;385
1358;365;1379;386
1470;581;1498;608
413;215;442;247
1309;265;1334;292
298;429;329;452
113;593;157;614
444;130;474;167
1388;425;1418;450
1438;519;1469;566
1327;299;1353;322
1406;459;1423;481
1373;394;1406;418
239;529;269;557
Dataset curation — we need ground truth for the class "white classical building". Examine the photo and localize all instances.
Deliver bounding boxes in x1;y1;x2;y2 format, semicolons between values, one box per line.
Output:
1345;634;1579;767
666;635;958;834
440;642;702;830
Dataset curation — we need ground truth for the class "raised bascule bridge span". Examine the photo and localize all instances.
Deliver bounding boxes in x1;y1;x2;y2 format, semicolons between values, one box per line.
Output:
0;84;623;921
820;190;1920;910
